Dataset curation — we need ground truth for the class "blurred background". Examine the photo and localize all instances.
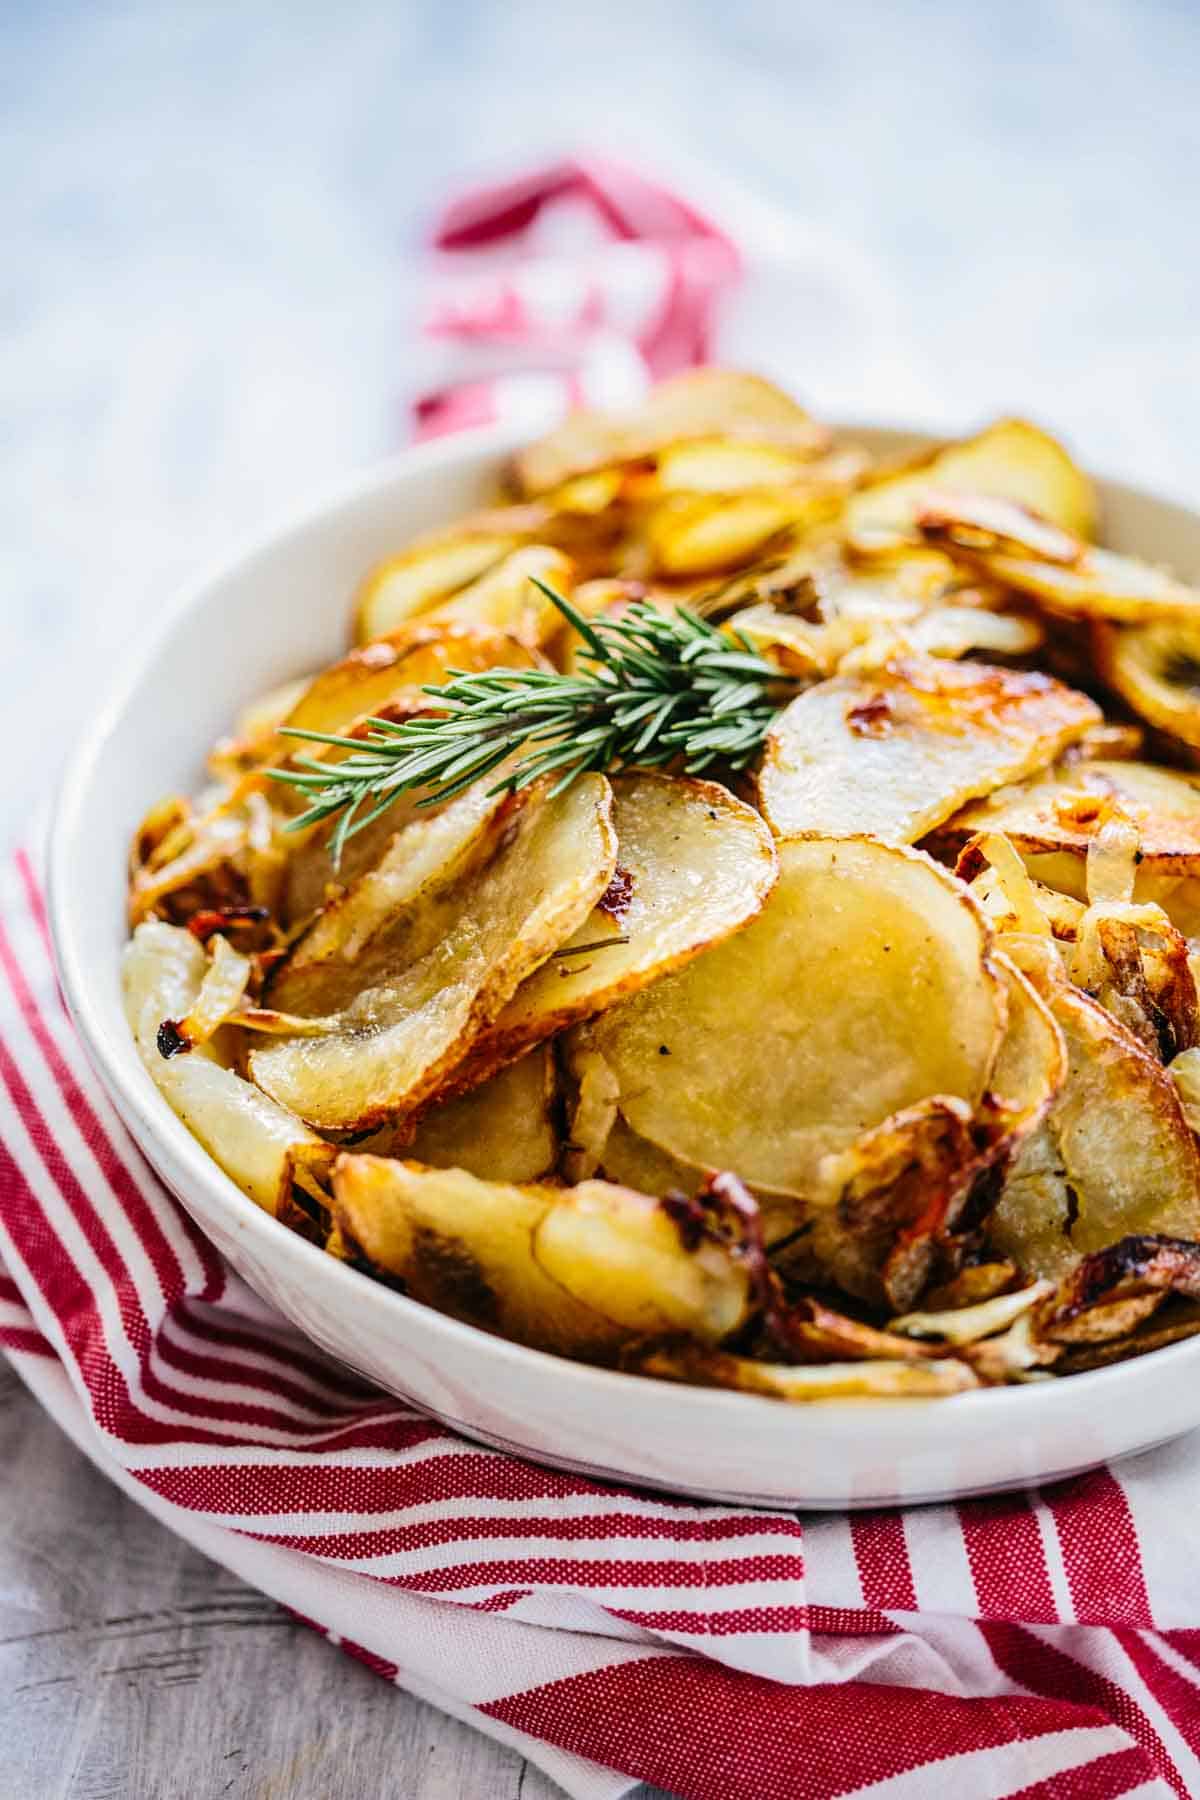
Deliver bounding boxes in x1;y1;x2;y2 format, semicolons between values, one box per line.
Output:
4;0;1200;844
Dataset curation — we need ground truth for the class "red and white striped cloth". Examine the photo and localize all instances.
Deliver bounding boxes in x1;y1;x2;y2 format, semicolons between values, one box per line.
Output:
5;161;1200;1798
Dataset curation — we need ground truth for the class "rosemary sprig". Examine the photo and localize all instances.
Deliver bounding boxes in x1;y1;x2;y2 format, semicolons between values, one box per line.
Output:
269;578;796;862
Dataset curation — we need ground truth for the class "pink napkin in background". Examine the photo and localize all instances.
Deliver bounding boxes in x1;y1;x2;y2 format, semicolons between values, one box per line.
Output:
4;161;1200;1799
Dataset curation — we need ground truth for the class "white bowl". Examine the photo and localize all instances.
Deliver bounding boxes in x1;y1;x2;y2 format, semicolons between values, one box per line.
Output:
49;421;1200;1509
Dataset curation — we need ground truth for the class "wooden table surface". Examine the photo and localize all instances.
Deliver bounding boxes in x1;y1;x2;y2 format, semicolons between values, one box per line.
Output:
4;0;1199;1793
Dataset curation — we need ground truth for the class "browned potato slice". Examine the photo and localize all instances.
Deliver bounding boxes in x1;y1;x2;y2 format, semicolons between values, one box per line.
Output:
513;369;830;497
122;922;333;1218
461;772;777;1081
399;1047;559;1184
644;463;859;579
986;942;1200;1280
270;777;516;1016
649;437;833;495
353;527;526;645
278;628;543;922
842;418;1096;545
331;1156;751;1359
589;836;1004;1198
209;674;315;780
577;1105;801;1245
249;776;616;1131
917;492;1199;624
941;759;1200;936
419;546;574;648
283;622;537;742
756;654;1100;843
636;1343;978;1399
1095;617;1200;748
986;951;1067;1130
953;551;1197;626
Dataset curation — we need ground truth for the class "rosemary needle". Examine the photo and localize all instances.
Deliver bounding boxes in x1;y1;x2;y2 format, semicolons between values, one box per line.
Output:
269;577;796;861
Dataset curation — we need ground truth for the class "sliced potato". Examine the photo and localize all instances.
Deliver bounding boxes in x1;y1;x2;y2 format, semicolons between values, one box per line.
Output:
1095;616;1200;748
122;921;332;1218
952;552;1197;627
249;777;616;1131
270;777;516;1016
278;628;543;923
636;1343;978;1399
513;369;830;497
208;674;314;780
644;456;862;579
985;951;1067;1131
842;418;1096;545
400;1047;559;1184
589;836;1004;1200
941;759;1200;936
756;654;1100;842
282;622;537;743
353;526;527;645
649;437;832;495
331;1156;751;1359
987;943;1200;1280
460;772;777;1081
918;489;1200;625
420;545;574;648
585;1107;801;1244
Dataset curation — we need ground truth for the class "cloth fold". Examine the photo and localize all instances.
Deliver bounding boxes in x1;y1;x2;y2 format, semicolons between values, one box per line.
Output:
5;160;1200;1799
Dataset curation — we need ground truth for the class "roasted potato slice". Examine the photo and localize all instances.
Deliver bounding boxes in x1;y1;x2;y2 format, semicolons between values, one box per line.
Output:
918;492;1199;624
282;621;538;742
941;759;1200;936
842;418;1096;545
589;836;1004;1199
986;951;1067;1129
513;369;830;497
643;451;865;579
399;1046;559;1184
331;1156;752;1359
648;437;835;495
986;941;1200;1281
1094;616;1200;748
572;1095;801;1244
460;772;778;1082
123;921;333;1218
419;545;574;648
353;522;529;645
637;1343;978;1399
756;654;1100;843
208;674;314;780
270;776;516;1016
249;776;616;1130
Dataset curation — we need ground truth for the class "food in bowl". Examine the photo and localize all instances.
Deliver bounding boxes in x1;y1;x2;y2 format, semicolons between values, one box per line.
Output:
122;370;1200;1399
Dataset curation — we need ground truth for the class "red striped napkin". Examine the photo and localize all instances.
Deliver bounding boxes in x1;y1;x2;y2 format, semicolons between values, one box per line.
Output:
5;161;1200;1799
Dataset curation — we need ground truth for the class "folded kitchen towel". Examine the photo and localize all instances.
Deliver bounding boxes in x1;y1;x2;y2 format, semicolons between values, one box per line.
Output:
3;160;1200;1800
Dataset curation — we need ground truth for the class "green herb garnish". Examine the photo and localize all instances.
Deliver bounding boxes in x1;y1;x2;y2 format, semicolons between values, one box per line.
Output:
269;579;795;863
